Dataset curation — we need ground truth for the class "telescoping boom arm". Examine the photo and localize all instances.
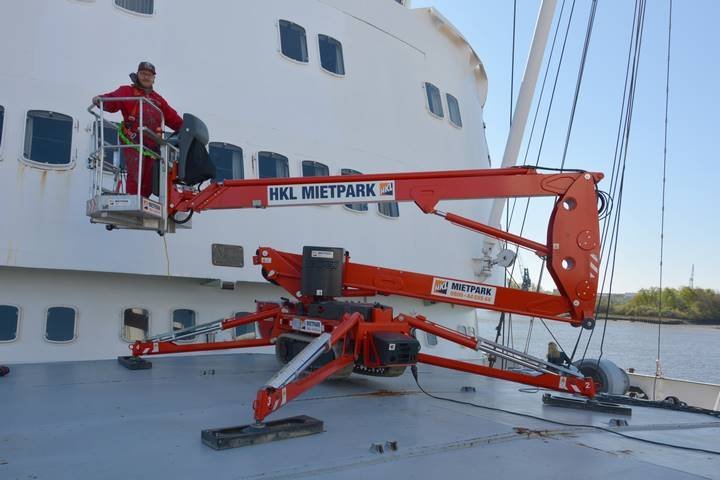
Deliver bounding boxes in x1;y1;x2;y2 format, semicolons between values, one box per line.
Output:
95;113;606;444
169;166;604;328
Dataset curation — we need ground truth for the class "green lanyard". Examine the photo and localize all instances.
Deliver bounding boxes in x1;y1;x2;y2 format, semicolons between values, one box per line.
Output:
118;123;161;159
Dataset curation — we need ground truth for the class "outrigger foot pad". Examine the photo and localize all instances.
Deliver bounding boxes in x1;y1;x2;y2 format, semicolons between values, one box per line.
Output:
201;415;324;450
117;356;152;370
542;393;632;416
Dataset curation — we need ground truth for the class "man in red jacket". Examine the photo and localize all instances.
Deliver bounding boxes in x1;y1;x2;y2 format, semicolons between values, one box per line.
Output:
93;62;183;198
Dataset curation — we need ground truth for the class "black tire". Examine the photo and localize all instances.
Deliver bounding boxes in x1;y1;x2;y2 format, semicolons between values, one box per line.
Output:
573;358;629;395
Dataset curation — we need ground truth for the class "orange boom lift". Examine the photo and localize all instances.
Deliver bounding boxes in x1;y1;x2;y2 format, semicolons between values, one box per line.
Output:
90;112;605;447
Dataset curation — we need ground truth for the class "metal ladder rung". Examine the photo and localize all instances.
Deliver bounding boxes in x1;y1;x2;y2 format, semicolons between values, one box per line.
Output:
101;163;123;175
88;149;124;172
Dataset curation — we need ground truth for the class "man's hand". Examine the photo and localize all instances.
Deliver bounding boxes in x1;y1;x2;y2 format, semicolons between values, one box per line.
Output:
92;96;101;107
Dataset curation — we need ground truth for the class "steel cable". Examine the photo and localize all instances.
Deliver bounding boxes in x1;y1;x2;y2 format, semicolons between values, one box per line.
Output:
653;0;673;398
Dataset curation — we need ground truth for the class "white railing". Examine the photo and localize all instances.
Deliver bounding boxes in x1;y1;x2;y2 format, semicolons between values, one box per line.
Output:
87;97;178;233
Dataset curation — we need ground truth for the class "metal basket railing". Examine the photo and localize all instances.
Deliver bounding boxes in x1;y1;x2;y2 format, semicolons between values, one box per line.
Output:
87;96;178;233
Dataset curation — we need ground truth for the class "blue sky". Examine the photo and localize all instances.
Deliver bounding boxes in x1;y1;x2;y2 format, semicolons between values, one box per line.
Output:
413;0;720;293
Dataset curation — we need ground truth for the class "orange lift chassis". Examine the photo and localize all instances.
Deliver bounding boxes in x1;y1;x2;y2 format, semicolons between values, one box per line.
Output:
116;160;605;438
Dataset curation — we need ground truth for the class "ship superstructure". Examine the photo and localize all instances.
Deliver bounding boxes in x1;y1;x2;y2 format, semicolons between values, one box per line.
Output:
0;0;497;363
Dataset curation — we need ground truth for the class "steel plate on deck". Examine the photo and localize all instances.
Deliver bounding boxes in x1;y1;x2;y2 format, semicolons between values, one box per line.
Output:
201;415;324;450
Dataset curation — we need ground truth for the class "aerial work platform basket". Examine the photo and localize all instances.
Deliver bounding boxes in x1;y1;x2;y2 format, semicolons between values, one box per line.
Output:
86;97;180;234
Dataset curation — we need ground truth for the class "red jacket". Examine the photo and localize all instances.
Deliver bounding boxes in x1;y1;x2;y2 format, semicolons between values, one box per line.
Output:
99;85;183;150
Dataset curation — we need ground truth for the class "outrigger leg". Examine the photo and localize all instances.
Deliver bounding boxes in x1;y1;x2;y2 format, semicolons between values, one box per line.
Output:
201;314;359;450
118;307;281;369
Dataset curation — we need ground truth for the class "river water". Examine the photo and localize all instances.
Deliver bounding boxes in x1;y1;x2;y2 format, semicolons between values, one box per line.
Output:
475;317;720;385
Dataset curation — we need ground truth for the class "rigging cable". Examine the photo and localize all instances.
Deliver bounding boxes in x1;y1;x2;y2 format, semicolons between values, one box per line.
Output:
587;12;639;309
597;0;643;264
511;0;517;127
581;0;648;364
507;0;572;227
507;0;519;350
495;0;522;360
514;0;598;360
497;0;575;357
410;366;720;456
162;235;171;277
522;260;546;354
558;0;598;171
503;0;574;284
653;0;673;398
579;0;643;360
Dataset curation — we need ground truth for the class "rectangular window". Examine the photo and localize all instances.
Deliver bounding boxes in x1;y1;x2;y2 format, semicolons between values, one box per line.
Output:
447;93;463;127
172;309;196;341
302;160;329;177
426;332;438;346
233;312;256;339
122;308;149;342
24;110;73;166
279;20;308;63
424;83;444;118
115;0;154;15
378;202;400;218
45;307;77;343
209;142;244;182
341;168;368;212
0;305;19;342
318;35;345;75
258;151;289;178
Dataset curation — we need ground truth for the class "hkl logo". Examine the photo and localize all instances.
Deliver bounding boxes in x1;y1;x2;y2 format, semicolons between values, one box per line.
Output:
379;181;394;196
433;279;449;295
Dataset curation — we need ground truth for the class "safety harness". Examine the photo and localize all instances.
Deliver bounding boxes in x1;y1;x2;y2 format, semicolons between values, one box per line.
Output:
118;88;161;159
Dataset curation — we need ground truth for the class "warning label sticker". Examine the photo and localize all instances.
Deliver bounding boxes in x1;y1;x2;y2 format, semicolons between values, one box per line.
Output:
311;250;334;259
430;277;497;305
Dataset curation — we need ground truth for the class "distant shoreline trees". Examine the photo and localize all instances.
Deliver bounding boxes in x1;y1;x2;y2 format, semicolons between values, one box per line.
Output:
596;287;720;324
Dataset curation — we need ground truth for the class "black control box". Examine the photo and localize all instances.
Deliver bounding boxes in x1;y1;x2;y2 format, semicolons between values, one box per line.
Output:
371;332;420;365
301;246;345;298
